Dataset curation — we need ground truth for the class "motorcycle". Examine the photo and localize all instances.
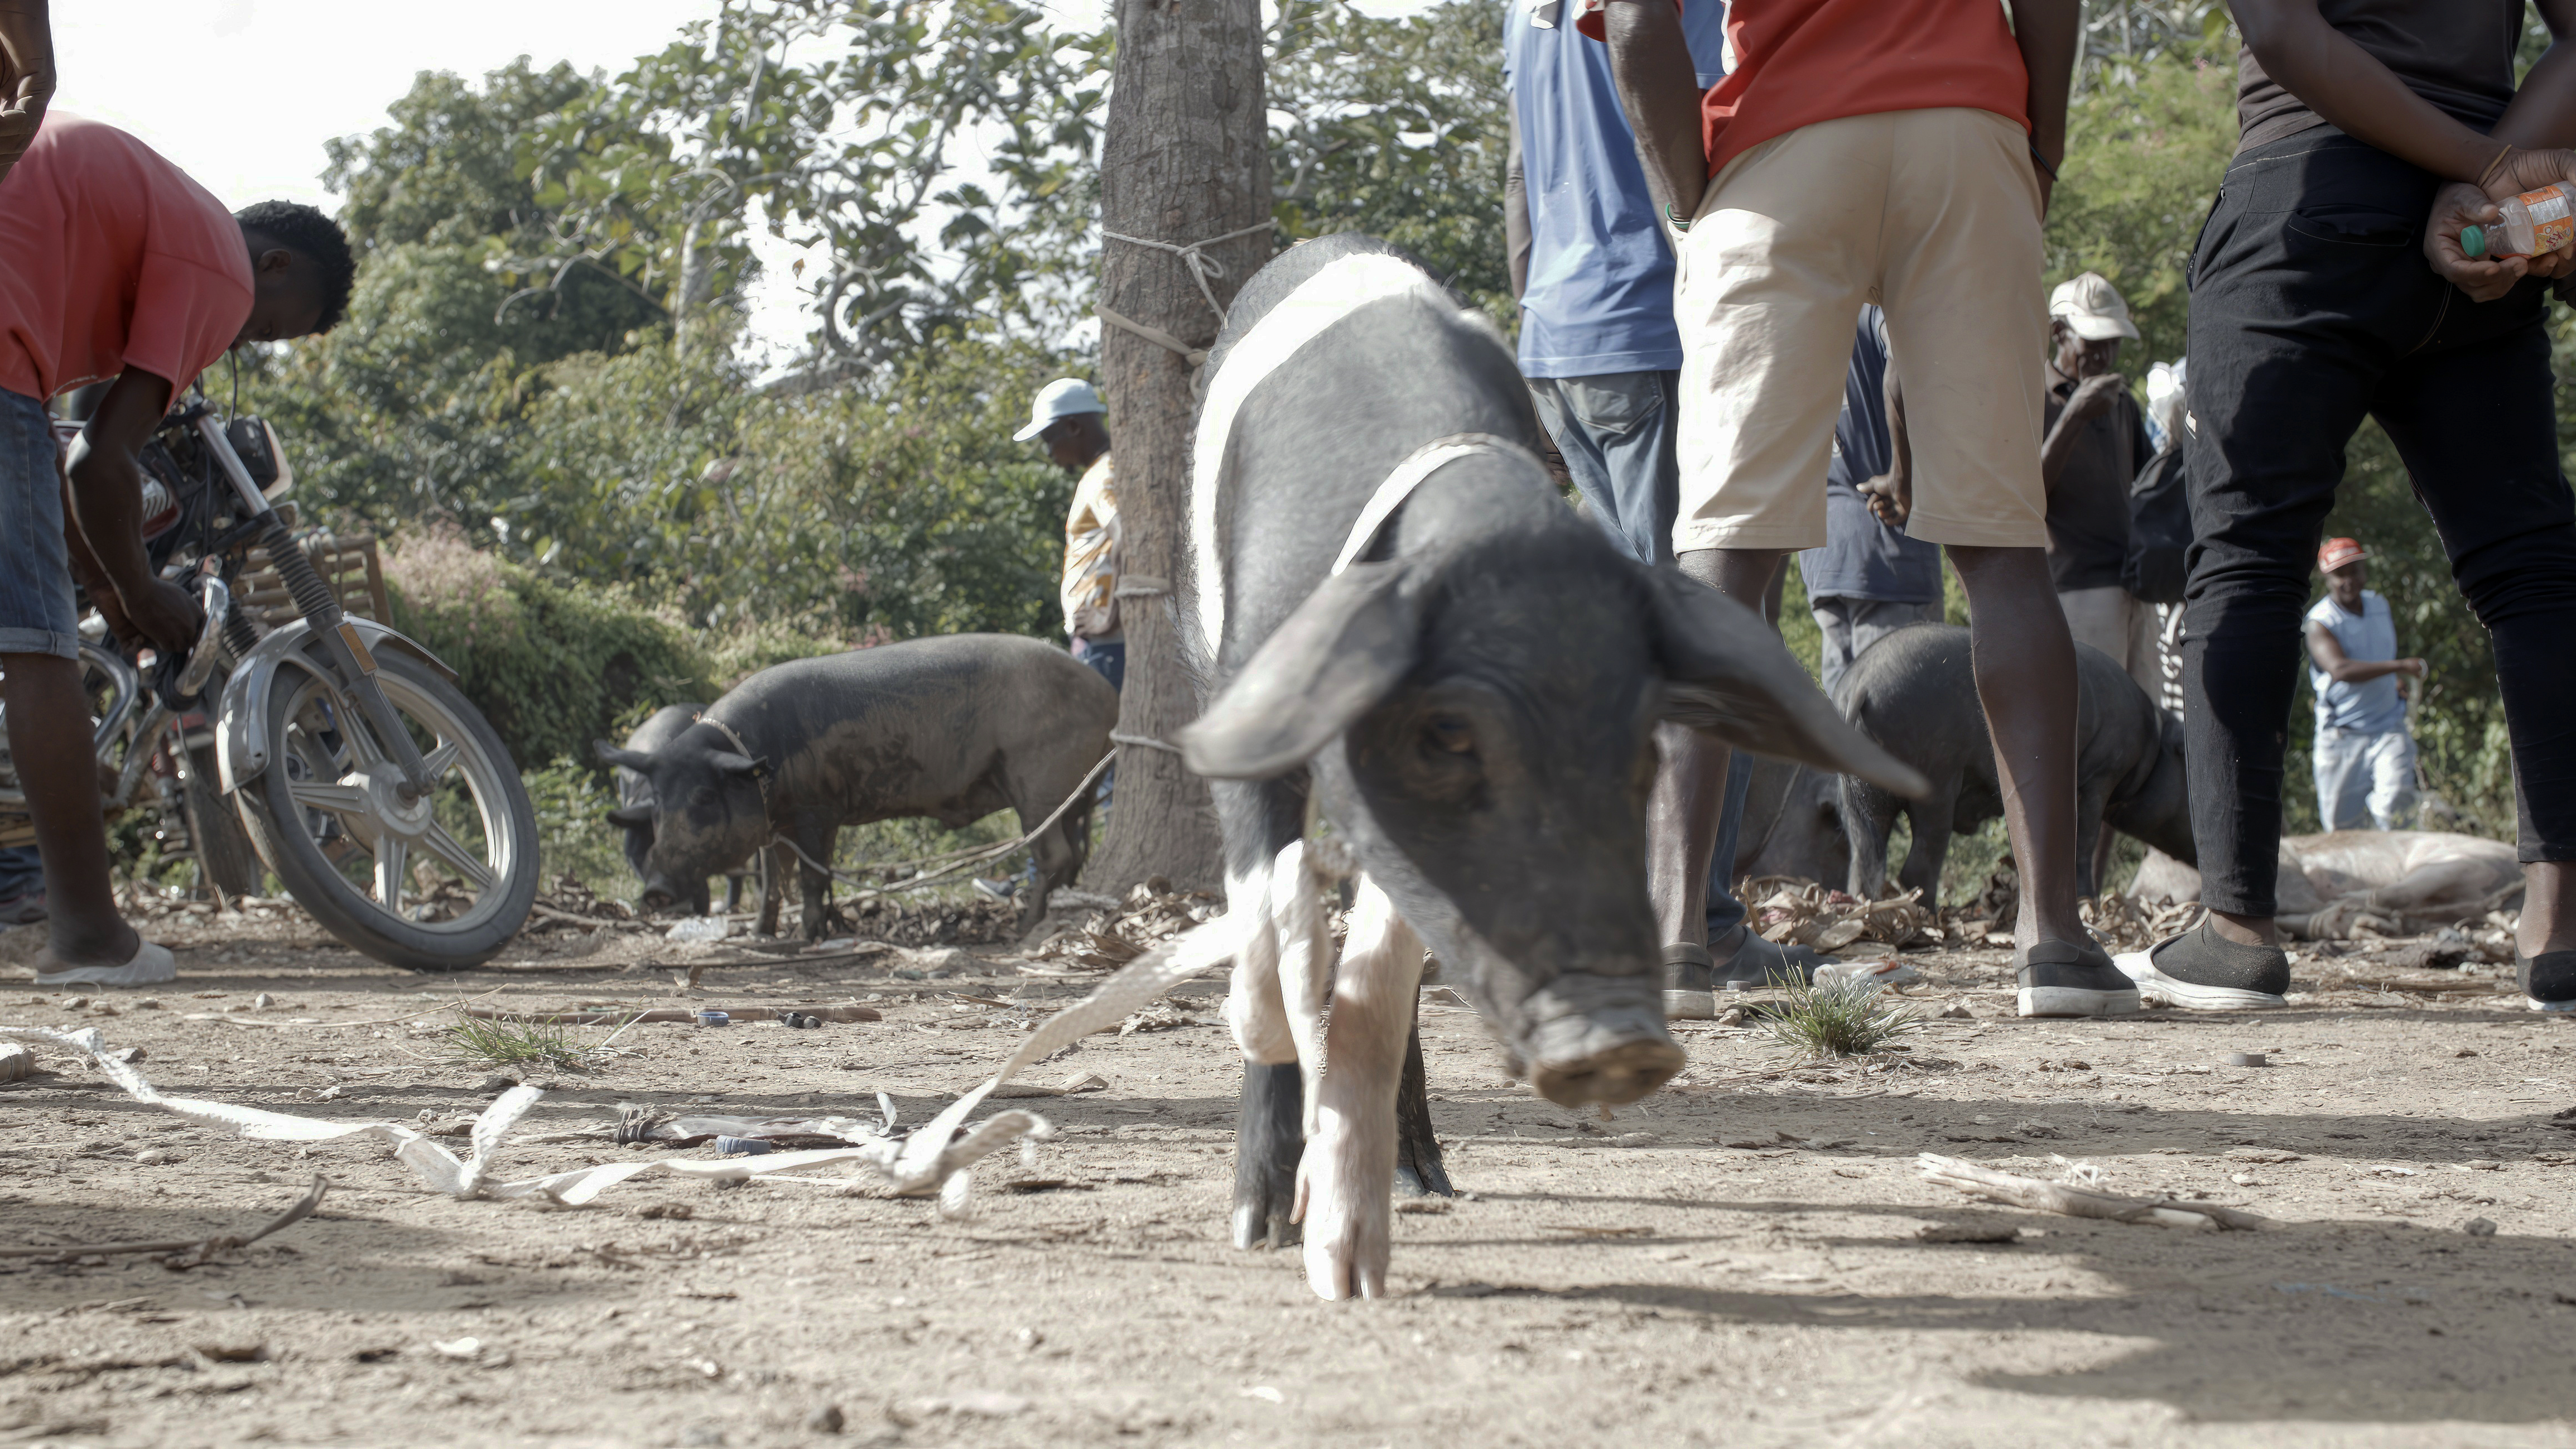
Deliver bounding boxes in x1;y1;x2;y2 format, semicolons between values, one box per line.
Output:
0;394;539;972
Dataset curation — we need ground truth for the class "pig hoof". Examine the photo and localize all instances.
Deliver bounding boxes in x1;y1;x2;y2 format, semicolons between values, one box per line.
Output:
1233;1061;1302;1250
1297;1137;1391;1301
1528;1036;1686;1108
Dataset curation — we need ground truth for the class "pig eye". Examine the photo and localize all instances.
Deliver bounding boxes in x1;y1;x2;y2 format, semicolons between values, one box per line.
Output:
1424;716;1475;755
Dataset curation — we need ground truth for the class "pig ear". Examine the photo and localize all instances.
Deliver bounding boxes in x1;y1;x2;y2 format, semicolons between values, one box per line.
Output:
1179;561;1418;780
1645;567;1929;797
596;739;656;771
605;805;654;828
711;751;771;781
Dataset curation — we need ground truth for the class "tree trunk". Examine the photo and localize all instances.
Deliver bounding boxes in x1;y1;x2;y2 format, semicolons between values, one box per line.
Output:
1088;0;1271;893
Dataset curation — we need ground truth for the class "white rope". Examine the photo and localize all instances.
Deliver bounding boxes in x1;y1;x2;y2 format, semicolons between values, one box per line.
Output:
1110;730;1183;755
1102;218;1274;324
1331;434;1544;576
764;749;1115;896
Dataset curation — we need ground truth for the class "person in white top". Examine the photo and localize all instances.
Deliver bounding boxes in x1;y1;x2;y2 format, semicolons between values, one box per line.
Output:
2305;536;2425;832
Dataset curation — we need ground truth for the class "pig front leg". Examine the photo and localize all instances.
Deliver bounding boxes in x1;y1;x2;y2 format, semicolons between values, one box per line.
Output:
1018;811;1086;938
1222;854;1301;1250
754;843;789;937
1393;1001;1451;1198
796;827;838;941
1842;774;1904;900
1896;800;1953;905
1295;874;1425;1301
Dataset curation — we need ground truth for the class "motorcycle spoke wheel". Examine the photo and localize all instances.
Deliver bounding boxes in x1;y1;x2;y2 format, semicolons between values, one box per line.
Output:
238;651;536;972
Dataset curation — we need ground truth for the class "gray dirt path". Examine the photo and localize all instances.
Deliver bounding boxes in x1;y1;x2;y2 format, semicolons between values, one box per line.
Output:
4;907;2574;1448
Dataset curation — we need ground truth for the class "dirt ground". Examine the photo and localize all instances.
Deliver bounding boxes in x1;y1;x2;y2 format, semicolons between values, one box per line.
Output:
5;898;2575;1449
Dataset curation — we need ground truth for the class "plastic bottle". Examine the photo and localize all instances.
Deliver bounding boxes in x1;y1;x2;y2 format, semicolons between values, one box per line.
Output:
2462;184;2575;259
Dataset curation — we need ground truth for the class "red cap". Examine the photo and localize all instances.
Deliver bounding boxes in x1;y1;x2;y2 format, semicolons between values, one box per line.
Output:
2318;537;2367;572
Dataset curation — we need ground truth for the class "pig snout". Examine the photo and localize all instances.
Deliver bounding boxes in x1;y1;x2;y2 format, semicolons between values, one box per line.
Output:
638;875;707;914
1513;973;1683;1108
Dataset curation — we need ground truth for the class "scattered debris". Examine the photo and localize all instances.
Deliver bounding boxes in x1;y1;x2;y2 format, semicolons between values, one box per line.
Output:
457;1003;879;1026
1919;1153;2269;1231
0;1040;31;1083
1742;878;1937;951
2463;1217;2498;1237
1118;1000;1205;1036
1023;878;1222;973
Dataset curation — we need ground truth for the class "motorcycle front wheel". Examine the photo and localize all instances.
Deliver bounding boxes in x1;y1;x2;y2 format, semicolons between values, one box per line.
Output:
235;651;537;971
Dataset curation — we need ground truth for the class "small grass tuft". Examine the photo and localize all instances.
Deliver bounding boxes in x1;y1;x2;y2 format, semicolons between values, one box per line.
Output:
443;1016;603;1075
1756;971;1923;1059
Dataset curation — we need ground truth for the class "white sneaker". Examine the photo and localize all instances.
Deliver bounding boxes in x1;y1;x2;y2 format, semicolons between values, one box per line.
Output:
35;939;177;988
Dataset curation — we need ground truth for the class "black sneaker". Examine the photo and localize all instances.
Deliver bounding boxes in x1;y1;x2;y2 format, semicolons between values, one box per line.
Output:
2521;951;2576;1015
1664;943;1716;1020
1711;930;1832;991
2016;938;2142;1018
2113;917;2289;1011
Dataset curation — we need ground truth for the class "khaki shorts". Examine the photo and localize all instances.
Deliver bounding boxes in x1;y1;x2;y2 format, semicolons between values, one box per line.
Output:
1672;108;2052;554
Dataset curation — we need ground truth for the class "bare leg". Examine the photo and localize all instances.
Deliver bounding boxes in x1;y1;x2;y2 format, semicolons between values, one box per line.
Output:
2;653;137;966
2521;862;2576;958
1943;546;2087;951
1651;548;1787;947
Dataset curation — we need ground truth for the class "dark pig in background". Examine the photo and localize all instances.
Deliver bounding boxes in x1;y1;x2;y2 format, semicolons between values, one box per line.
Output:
1837;624;2193;904
595;636;1118;940
1176;234;1925;1299
604;704;752;914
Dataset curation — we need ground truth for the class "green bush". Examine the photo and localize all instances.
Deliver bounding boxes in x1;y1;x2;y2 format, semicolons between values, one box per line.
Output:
383;524;714;772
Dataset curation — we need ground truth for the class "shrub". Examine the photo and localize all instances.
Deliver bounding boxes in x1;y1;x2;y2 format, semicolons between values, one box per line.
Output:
384;524;714;772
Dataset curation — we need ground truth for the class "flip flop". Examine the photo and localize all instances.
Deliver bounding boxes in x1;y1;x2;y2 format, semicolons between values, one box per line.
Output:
33;938;176;989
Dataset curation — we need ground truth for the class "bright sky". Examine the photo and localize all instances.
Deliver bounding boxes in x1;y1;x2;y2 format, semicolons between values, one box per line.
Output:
46;0;1439;364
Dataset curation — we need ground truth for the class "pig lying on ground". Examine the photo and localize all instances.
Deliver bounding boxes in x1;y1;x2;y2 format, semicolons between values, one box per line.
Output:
605;704;751;914
1176;234;1923;1299
1839;624;2193;904
595;637;1118;940
2130;830;2522;938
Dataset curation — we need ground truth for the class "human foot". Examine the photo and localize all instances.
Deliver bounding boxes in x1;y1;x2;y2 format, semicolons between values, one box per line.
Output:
33;937;175;988
2520;951;2576;1014
2112;917;2289;1010
1665;932;1839;1019
2016;937;2140;1018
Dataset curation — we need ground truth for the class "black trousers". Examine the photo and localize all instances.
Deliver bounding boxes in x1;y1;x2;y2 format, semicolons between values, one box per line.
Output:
2183;131;2576;917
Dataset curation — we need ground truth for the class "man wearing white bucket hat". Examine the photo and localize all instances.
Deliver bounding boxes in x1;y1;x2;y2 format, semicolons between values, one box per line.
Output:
1015;378;1122;691
2039;272;2158;690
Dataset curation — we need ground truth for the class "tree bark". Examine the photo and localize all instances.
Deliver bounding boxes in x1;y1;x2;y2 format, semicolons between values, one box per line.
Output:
1089;0;1270;893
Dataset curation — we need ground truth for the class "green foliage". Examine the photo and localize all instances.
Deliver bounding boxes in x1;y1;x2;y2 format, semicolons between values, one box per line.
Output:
1757;973;1923;1059
1270;0;1513;318
442;1013;606;1074
525;759;635;889
514;1;1109;363
383;526;715;774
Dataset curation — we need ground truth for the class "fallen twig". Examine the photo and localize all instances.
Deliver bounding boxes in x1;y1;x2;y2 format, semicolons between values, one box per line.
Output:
1917;1153;2269;1231
0;1176;327;1262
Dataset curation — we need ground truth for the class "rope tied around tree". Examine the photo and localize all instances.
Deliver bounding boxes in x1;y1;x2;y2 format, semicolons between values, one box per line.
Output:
1097;218;1274;368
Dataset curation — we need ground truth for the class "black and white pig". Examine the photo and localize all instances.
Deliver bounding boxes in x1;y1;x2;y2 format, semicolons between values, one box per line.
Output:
595;636;1118;940
1837;624;2194;903
604;704;752;914
1174;234;1924;1299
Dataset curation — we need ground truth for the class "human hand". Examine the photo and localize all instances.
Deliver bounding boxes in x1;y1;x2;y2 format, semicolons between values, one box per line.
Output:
122;577;205;666
1857;470;1910;528
2398;657;2427;678
0;60;51;184
2067;372;2127;420
2426;182;2536;303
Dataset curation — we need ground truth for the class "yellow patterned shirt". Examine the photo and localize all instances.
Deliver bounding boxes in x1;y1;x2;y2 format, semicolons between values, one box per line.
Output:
1060;454;1121;641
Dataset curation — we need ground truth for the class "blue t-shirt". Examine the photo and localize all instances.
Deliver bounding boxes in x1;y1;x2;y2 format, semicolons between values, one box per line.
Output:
1797;307;1943;604
1504;0;1727;378
2308;590;2408;734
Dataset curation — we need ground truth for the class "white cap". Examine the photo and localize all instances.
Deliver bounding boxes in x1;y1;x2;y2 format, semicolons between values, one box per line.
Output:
1013;378;1108;442
2049;272;2140;342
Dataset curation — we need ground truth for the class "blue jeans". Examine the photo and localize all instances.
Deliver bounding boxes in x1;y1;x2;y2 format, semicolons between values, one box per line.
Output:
0;846;40;902
0;388;79;661
2314;725;2417;833
1527;369;1749;942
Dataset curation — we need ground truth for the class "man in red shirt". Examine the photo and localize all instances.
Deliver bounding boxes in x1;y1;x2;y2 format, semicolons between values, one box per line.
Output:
0;113;352;985
0;0;46;182
1590;0;2124;1017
